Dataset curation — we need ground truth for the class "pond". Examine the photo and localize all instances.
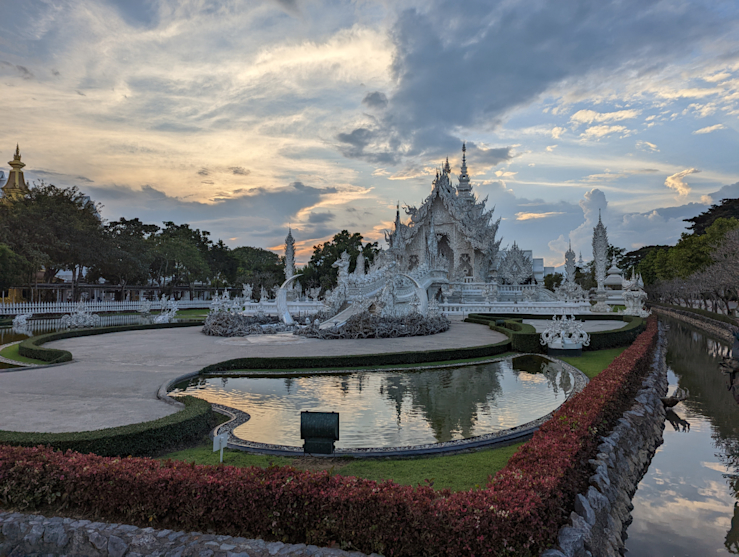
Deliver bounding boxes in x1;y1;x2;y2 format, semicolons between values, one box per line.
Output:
625;317;739;555
172;355;575;449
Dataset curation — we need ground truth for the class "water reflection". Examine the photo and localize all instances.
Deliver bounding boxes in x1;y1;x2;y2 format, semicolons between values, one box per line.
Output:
625;317;739;556
174;357;572;449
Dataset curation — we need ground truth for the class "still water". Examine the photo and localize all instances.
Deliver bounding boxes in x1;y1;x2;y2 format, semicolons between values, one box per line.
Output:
625;317;739;556
174;355;574;449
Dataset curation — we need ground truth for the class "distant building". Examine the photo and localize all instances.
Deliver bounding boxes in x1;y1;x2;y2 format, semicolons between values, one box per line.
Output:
1;145;30;202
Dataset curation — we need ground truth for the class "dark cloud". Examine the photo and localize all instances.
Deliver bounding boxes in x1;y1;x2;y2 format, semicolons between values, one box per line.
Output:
466;143;513;167
339;0;733;164
0;61;33;80
197;168;210;176
230;166;250;176
83;181;341;250
29;170;94;184
201;180;214;185
362;91;388;109
76;90;86;96
107;0;160;28
307;211;335;224
274;0;300;15
51;69;60;77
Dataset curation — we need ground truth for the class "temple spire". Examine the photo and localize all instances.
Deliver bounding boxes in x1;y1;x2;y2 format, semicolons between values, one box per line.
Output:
457;141;473;202
1;144;30;202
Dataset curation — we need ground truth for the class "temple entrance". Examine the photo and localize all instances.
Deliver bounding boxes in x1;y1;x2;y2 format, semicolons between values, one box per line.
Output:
437;234;454;276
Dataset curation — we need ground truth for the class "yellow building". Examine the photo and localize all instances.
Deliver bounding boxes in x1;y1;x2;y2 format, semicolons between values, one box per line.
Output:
1;145;30;202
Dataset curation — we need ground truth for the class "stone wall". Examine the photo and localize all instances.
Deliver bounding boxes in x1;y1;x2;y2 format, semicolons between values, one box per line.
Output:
542;322;669;557
651;305;738;344
0;512;376;557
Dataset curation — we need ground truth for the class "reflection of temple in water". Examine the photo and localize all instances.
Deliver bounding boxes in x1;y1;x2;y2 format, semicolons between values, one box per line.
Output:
379;365;506;442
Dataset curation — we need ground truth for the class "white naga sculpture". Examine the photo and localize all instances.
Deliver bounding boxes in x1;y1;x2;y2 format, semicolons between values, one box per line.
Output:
621;273;650;317
540;315;591;351
12;312;32;335
137;299;152;314
153;295;179;324
591;211;611;313
61;302;101;329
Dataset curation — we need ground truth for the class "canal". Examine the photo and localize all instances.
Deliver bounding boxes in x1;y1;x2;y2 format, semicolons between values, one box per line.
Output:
625;317;739;555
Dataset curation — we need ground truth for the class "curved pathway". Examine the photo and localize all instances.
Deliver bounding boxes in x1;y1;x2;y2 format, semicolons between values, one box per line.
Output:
0;319;506;433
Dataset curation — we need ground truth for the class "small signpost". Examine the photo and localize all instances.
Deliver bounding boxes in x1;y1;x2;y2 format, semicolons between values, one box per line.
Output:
301;411;339;455
213;432;229;463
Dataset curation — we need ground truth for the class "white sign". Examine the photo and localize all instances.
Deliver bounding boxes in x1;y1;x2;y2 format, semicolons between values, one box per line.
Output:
212;432;229;463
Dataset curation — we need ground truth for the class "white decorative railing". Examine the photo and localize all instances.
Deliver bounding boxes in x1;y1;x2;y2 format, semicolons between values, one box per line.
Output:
0;300;212;316
440;301;592;315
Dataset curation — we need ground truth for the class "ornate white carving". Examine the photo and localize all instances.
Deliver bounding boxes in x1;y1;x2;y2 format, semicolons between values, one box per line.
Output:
540;315;591;349
622;272;650;317
61;302;102;328
276;274;303;325
498;242;533;286
153;295;179;324
592;212;608;291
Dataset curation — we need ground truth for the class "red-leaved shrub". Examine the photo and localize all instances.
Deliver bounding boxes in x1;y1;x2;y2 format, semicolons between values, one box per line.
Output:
0;318;658;556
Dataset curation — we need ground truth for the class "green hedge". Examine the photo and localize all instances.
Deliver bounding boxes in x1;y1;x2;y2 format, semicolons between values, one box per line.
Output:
467;313;645;352
202;333;512;372
649;302;739;327
0;396;212;457
17;321;202;364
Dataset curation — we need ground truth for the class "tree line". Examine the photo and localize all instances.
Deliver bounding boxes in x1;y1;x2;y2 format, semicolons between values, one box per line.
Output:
0;183;377;301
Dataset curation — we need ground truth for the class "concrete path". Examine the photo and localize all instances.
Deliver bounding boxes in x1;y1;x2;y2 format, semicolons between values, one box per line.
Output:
0;319;506;433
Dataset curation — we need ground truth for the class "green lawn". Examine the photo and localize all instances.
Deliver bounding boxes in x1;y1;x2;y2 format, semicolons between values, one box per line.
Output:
559;347;626;379
175;309;209;318
0;343;47;365
162;442;523;492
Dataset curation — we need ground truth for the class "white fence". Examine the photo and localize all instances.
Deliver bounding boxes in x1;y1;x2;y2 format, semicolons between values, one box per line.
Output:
0;300;211;316
439;301;594;315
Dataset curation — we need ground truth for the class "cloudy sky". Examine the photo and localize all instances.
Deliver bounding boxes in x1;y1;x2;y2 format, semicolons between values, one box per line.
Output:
1;0;739;265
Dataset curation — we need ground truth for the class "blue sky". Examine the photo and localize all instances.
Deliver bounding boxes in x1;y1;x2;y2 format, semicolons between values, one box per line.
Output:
1;0;738;265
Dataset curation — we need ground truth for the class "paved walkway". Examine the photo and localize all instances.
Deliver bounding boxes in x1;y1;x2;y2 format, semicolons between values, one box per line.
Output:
0;319;506;433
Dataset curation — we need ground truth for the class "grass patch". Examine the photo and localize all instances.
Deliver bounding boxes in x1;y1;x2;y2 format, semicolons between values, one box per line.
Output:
175;308;209;318
0;343;47;365
559;347;626;379
161;442;524;492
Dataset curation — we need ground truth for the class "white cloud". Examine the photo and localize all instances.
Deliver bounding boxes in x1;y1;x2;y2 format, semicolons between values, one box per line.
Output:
546;145;557;152
636;140;659;152
693;124;725;134
551;126;565;139
580;125;628;140
664;168;700;197
570;109;640;126
516;211;565;220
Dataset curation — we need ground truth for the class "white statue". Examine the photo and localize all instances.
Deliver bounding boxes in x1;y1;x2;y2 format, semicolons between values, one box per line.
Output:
242;283;253;302
540;315;591;350
61;302;101;329
591;211;610;312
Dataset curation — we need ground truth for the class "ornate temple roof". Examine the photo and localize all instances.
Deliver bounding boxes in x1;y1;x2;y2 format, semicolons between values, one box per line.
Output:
1;145;30;200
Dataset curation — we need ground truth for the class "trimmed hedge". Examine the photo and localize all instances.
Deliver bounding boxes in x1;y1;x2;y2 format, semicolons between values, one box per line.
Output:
17;321;202;364
201;333;512;372
649;301;739;327
467;313;645;353
0;319;659;556
0;396;212;458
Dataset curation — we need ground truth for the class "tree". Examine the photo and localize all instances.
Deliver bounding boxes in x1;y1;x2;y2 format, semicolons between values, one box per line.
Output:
684;197;739;236
0;182;105;300
232;246;284;299
301;230;379;292
87;218;160;298
208;240;239;288
0;243;27;294
543;273;563;291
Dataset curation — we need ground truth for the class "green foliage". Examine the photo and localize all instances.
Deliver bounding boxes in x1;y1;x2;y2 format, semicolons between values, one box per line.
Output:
543;273;563;291
0;243;27;293
0;396;212;457
684;197;739;236
301;230;379;292
638;217;739;284
201;337;512;372
18;321;202;364
232;245;285;298
0;183;105;286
